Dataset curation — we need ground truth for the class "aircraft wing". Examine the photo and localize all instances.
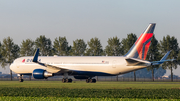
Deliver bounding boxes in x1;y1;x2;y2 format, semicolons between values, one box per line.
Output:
32;48;68;73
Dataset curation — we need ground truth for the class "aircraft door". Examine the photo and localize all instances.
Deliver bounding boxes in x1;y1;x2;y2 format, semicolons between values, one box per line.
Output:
112;60;116;68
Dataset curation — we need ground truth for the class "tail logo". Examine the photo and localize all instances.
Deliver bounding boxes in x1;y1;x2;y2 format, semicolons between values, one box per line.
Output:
125;23;156;60
135;33;153;60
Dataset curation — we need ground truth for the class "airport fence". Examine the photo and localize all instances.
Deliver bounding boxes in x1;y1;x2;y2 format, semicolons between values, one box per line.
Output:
0;76;180;82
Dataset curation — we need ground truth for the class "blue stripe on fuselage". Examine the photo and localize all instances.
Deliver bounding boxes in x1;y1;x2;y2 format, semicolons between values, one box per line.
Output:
19;71;115;77
72;70;115;76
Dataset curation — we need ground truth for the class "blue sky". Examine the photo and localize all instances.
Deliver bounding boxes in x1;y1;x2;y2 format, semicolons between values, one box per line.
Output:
0;0;180;75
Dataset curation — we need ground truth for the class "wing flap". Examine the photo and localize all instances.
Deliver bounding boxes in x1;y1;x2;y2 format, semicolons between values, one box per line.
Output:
46;65;61;73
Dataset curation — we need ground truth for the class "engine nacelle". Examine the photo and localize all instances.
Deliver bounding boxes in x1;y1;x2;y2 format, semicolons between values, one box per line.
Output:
33;69;53;79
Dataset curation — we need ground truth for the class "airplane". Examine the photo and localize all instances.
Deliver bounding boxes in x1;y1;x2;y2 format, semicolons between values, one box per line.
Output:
10;23;173;83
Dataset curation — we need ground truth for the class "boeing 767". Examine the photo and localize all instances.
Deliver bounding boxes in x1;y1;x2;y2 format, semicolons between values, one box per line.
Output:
10;23;173;83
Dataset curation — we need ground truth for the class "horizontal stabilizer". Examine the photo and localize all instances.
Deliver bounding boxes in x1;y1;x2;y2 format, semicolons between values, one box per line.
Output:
151;51;174;65
126;58;151;66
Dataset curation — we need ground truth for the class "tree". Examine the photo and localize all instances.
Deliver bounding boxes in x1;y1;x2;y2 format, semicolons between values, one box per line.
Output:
0;37;20;80
123;67;166;78
121;33;137;81
35;35;52;56
20;39;35;56
86;37;103;56
146;35;161;81
154;67;166;78
105;36;122;56
121;33;137;55
0;42;2;62
71;39;87;56
53;36;71;56
160;35;179;82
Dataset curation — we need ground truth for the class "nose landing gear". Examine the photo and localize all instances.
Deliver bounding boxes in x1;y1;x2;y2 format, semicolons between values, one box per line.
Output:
19;74;24;82
62;73;72;83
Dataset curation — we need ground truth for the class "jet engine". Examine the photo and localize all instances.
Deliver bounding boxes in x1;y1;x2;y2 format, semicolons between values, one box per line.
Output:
33;69;53;79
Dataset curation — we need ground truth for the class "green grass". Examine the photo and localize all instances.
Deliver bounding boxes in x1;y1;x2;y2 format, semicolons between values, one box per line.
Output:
0;96;179;101
1;87;180;99
0;81;180;89
0;81;180;100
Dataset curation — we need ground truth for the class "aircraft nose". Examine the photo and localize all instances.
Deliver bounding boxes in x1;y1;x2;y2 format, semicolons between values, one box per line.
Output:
10;63;15;71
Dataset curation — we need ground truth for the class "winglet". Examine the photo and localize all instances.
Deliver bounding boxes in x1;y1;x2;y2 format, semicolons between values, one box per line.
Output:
160;50;171;61
33;48;39;62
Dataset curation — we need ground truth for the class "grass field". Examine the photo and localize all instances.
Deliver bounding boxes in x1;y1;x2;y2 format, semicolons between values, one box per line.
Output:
0;81;180;101
1;81;180;89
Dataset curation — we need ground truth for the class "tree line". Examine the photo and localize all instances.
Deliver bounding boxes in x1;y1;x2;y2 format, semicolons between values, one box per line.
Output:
0;34;180;81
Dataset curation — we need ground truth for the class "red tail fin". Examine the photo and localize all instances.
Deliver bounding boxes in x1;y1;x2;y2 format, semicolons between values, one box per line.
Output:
125;23;156;60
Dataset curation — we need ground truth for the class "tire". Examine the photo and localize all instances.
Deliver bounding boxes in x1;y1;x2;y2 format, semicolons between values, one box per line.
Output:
86;79;89;83
66;79;69;83
62;78;66;83
68;79;72;83
92;79;96;83
19;79;24;82
89;79;92;83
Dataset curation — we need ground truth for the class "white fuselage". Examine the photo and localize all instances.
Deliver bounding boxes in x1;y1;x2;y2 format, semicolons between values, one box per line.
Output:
10;56;148;76
10;24;156;77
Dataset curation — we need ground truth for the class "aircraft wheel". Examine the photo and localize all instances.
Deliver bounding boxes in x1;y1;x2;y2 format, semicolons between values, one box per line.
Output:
19;79;24;82
66;79;69;83
62;78;66;83
86;79;89;83
92;79;96;83
19;74;23;82
89;79;92;83
68;78;72;83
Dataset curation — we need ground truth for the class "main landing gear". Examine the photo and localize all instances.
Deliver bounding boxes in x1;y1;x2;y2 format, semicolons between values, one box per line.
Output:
86;78;96;83
62;73;72;83
19;74;24;82
62;78;72;83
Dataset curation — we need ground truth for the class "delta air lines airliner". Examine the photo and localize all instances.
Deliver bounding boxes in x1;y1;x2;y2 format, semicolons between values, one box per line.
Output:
10;23;173;83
